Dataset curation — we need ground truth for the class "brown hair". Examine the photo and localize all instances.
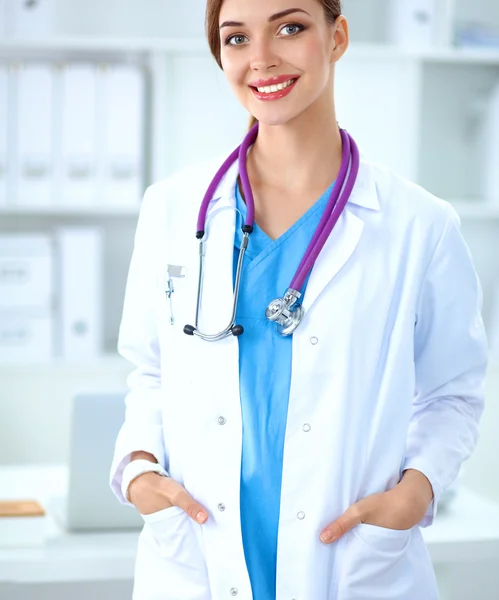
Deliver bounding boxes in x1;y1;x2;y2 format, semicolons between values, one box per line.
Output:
205;0;342;129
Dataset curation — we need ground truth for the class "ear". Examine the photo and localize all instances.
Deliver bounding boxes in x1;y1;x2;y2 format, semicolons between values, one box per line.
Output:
330;15;349;63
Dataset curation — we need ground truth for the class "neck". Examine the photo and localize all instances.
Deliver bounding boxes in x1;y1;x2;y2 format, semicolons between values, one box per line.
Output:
247;106;342;194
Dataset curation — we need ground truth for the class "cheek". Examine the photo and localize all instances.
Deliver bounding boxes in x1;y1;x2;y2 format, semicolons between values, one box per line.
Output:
298;38;330;75
221;53;240;82
221;53;249;95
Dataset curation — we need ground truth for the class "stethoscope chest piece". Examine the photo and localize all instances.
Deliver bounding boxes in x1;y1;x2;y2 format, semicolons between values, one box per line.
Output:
265;289;304;337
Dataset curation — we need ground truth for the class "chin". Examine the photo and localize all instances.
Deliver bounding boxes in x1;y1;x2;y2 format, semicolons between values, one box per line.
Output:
252;110;303;128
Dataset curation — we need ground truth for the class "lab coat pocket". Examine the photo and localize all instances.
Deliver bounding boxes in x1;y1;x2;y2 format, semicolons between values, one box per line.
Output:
140;504;185;525
352;522;412;554
333;524;420;600
135;505;211;599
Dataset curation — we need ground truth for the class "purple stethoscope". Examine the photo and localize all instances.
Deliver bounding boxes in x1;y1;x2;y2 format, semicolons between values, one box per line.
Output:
184;122;360;341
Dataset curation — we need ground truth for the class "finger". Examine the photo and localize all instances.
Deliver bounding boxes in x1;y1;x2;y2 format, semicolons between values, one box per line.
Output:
320;503;365;544
165;479;209;524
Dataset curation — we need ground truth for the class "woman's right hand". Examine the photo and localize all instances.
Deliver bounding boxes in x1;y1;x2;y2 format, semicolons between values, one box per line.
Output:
128;472;209;524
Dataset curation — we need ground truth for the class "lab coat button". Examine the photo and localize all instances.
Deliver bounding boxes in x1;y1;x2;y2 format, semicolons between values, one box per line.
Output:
297;511;305;520
230;588;238;596
310;336;319;345
218;503;226;512
302;423;311;432
218;416;226;425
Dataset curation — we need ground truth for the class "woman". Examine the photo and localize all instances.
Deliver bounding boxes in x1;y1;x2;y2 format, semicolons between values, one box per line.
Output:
110;0;488;598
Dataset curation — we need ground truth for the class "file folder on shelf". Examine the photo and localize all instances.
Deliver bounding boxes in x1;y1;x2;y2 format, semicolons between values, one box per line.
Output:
0;65;7;207
60;63;98;207
386;0;437;49
55;227;103;359
97;65;145;208
0;313;53;363
3;0;56;38
481;82;499;206
490;281;499;361
16;63;55;207
0;233;54;312
0;1;5;37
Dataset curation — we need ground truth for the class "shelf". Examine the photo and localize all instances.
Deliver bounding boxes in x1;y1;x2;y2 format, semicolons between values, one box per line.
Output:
0;36;209;57
1;38;499;64
424;47;499;65
0;353;130;370
448;201;499;220
0;204;140;217
334;44;499;65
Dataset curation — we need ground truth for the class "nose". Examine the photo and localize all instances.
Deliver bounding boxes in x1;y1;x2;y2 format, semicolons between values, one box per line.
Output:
249;38;281;71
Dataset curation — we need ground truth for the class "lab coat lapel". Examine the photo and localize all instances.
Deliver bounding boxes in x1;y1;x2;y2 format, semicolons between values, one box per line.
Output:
192;156;379;327
302;161;380;313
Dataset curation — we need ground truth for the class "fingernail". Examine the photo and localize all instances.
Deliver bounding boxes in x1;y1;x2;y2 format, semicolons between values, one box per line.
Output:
320;532;332;543
196;512;206;523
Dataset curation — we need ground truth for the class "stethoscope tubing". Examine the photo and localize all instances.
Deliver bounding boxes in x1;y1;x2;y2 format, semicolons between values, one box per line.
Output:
196;145;242;237
188;123;359;341
292;130;360;291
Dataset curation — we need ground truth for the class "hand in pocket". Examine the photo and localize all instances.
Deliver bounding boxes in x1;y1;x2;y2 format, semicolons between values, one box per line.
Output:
129;472;209;524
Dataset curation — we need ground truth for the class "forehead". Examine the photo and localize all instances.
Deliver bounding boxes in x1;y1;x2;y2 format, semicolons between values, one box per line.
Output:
219;0;321;22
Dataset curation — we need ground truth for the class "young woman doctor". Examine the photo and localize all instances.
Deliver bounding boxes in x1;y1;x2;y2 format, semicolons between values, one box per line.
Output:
110;0;488;598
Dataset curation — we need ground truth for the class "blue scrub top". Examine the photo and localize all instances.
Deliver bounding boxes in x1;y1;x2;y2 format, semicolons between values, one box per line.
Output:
233;179;335;599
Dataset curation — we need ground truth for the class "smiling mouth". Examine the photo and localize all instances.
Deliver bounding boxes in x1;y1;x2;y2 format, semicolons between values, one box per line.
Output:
251;78;298;94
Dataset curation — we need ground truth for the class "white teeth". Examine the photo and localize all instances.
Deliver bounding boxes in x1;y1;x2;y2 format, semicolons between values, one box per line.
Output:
256;78;296;94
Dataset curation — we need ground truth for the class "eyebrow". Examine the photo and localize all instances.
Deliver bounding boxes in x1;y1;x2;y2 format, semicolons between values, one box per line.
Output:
220;8;311;29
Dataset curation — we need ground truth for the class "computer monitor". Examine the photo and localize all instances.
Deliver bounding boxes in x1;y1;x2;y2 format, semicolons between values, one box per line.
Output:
61;391;143;532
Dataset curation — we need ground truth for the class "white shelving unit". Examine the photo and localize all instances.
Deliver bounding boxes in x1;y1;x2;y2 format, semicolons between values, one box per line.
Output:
1;0;499;364
0;0;498;482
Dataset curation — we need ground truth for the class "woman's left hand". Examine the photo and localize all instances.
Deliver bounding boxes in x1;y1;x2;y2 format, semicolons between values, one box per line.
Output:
319;469;434;544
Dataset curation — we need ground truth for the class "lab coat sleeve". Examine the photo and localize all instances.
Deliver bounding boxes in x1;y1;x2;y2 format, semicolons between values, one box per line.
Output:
109;184;167;505
403;204;489;527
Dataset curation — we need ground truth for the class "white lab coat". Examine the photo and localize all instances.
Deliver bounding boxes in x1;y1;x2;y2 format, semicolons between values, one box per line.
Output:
110;152;488;600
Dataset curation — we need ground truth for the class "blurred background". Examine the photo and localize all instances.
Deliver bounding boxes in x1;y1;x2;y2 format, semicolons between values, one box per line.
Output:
1;0;499;598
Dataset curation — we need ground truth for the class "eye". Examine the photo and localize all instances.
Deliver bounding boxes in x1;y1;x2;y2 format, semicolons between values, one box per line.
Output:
225;34;248;46
279;23;306;36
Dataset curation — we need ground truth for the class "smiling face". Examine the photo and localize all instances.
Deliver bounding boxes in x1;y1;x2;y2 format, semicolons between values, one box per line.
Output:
218;0;346;127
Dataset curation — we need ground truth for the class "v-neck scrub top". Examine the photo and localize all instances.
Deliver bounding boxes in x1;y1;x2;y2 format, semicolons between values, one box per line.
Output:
233;180;336;599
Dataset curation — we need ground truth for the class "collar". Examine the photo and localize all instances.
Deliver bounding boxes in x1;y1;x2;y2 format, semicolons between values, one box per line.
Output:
208;151;381;213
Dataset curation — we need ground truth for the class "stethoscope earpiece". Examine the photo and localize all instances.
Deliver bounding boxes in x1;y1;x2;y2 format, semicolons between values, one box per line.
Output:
183;323;245;339
183;325;196;336
231;325;245;337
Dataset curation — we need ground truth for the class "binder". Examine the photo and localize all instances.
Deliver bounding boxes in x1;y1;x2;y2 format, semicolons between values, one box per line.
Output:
0;64;7;207
490;280;499;361
16;63;55;207
0;0;5;37
481;82;499;206
387;0;437;48
0;233;54;312
60;64;98;207
97;65;145;207
3;0;56;38
0;313;53;363
55;227;103;359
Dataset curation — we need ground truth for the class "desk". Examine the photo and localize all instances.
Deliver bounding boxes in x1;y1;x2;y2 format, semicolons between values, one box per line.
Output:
1;465;499;589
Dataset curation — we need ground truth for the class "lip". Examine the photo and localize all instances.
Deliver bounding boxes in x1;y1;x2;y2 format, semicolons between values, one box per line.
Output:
250;77;299;102
249;74;301;88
